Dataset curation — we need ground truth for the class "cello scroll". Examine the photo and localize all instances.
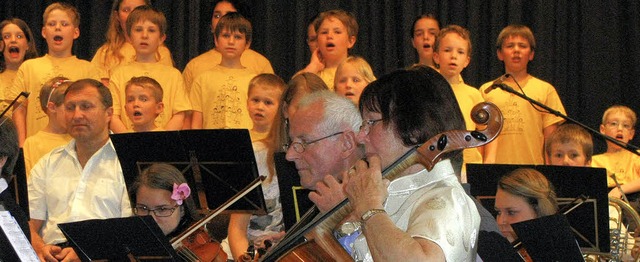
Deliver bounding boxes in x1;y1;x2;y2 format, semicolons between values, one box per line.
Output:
415;102;503;172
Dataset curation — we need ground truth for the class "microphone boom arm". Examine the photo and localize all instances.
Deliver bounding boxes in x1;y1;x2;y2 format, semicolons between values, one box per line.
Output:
493;84;640;156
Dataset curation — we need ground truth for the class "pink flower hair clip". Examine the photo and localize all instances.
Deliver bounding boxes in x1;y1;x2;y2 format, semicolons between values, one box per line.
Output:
171;183;191;205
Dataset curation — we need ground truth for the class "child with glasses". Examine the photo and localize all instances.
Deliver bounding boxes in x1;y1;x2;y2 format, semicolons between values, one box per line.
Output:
591;105;640;199
22;77;72;177
130;163;198;237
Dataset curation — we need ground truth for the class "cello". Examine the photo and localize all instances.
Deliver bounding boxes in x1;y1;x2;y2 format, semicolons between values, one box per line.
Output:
261;102;503;261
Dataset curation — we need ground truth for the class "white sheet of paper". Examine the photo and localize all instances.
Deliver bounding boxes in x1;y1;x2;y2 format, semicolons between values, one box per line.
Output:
0;211;39;261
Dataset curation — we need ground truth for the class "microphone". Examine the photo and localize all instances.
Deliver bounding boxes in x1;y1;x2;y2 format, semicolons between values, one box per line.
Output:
484;73;511;94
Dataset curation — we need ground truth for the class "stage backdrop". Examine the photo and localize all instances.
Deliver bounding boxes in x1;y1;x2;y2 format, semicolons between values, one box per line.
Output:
2;0;639;152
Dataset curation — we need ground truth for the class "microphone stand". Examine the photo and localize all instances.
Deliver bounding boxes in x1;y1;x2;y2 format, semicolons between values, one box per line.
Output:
492;83;640;156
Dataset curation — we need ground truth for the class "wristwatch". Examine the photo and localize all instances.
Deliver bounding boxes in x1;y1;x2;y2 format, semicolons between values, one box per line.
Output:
360;208;386;223
334;221;362;239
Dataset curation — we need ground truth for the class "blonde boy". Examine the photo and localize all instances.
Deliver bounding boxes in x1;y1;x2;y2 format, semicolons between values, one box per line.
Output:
545;122;637;256
297;10;358;89
109;5;191;133
433;25;496;181
479;25;566;165
246;74;285;141
190;12;256;129
124;76;164;132
22;77;72;176
7;2;102;146
591;105;640;197
545;123;593;167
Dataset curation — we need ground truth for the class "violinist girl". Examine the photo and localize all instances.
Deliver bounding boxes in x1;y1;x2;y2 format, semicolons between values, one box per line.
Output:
130;163;228;262
494;168;558;260
130;163;197;237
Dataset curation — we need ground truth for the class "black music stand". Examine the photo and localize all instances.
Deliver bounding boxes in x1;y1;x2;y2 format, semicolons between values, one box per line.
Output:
59;216;178;261
476;231;522;261
8;148;28;219
274;152;314;230
111;129;266;214
512;213;584;261
467;163;610;254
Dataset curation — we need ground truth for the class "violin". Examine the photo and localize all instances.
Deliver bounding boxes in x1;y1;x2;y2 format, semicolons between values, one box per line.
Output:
171;176;264;262
175;227;227;262
513;241;533;262
262;102;504;261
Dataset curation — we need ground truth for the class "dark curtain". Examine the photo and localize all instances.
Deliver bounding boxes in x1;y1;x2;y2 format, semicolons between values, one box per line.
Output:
1;0;638;153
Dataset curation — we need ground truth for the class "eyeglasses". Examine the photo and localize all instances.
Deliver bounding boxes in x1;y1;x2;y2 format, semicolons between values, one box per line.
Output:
134;205;179;217
284;131;344;153
605;121;633;130
359;119;383;135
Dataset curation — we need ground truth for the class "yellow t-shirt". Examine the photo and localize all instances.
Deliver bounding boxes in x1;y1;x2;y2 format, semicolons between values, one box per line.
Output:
479;75;566;164
592;151;640;188
23;130;72;177
182;49;274;92
91;42;174;78
317;67;337;91
190;65;256;129
109;61;192;131
450;81;484;179
7;55;103;138
0;69;17;115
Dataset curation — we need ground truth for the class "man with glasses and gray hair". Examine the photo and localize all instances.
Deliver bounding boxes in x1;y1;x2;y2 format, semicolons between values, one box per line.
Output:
285;90;363;212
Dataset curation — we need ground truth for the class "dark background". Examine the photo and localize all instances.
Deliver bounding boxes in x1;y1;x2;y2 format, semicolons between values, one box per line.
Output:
1;0;639;154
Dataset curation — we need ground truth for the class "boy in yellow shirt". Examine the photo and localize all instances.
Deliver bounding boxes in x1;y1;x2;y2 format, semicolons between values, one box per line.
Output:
91;0;174;83
545;123;638;258
432;25;496;181
22;77;72;176
109;5;191;133
8;3;102;146
124;76;164;132
297;10;358;89
246;74;285;141
479;25;566;164
190;12;256;129
545;123;593;167
591;105;640;198
182;0;273;90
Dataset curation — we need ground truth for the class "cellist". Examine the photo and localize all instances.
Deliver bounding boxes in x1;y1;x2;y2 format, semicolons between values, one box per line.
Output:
285;90;364;213
342;66;481;261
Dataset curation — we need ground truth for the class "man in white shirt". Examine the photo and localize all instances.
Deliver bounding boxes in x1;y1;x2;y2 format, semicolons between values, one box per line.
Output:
28;79;132;261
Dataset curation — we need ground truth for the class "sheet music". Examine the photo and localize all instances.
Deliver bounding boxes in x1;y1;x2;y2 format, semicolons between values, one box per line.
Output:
0;211;39;261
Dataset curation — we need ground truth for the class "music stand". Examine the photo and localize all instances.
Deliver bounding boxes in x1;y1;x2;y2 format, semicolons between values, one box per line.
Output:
512;213;584;261
59;216;178;261
111;129;266;214
467;163;610;254
476;231;522;261
274;152;314;230
8;148;28;219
